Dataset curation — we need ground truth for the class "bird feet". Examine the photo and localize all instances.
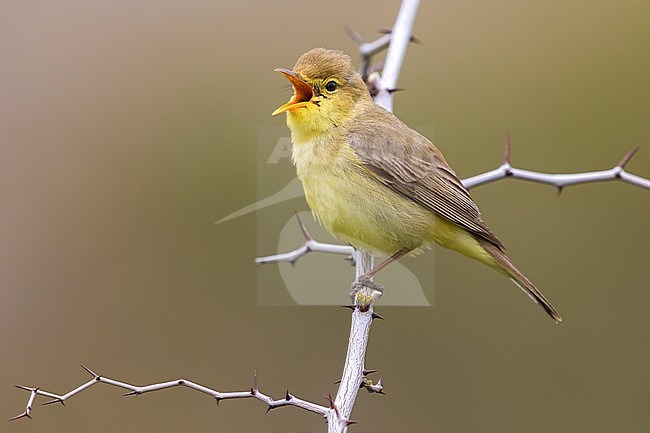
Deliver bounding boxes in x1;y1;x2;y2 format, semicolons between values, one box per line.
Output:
352;276;384;293
350;276;384;310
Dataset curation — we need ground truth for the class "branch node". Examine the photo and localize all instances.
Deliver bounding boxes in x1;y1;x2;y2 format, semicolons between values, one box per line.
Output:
324;393;339;417
502;162;513;177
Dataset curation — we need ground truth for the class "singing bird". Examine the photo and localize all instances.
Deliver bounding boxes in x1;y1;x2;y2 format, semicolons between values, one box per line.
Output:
272;48;561;323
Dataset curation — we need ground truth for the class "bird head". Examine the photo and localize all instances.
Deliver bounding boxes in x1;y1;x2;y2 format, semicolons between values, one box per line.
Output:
272;48;370;138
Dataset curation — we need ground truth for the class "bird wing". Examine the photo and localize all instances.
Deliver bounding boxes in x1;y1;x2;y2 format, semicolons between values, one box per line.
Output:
348;106;504;250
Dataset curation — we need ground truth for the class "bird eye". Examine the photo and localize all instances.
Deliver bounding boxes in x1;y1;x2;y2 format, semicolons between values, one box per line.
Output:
325;81;338;92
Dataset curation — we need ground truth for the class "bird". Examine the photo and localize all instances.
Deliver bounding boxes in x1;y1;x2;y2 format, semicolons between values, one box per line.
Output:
272;48;561;323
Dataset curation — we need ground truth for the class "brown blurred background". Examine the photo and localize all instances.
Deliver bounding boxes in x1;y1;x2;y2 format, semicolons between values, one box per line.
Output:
1;1;648;432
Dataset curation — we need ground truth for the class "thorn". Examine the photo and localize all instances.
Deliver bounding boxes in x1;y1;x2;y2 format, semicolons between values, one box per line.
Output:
617;144;641;168
557;185;564;196
371;312;385;320
294;211;312;241
334;379;341;384
251;369;258;395
9;411;31;421
344;25;364;45
362;369;378;376
367;61;384;76
324;393;339;417
42;398;65;406
14;385;34;392
387;87;404;94
340;305;356;311
378;28;421;44
265;405;273;413
345;419;359;427
215;397;221;406
123;390;141;397
80;364;99;379
504;131;511;164
285;389;291;401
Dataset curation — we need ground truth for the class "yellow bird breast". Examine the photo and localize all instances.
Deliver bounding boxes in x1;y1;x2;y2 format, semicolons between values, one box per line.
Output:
291;132;433;255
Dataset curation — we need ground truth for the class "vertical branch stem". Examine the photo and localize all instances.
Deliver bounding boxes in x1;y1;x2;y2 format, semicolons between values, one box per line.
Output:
329;1;420;432
354;249;374;280
374;0;421;111
329;308;374;431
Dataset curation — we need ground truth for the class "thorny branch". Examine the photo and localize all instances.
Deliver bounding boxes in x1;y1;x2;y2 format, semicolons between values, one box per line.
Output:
12;365;329;421
255;212;354;267
462;134;648;191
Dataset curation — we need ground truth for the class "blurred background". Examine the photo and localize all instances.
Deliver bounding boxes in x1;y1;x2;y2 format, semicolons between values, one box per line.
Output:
1;1;648;432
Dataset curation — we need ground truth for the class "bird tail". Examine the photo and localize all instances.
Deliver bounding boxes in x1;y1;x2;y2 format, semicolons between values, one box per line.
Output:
478;238;563;323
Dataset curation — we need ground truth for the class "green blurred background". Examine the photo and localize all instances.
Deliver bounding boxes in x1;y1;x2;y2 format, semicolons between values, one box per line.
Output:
2;1;648;432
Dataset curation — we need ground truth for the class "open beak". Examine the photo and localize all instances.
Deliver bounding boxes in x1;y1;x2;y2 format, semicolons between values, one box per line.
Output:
272;68;314;116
